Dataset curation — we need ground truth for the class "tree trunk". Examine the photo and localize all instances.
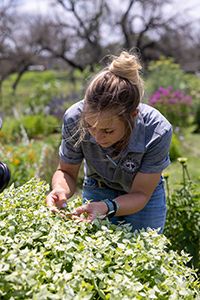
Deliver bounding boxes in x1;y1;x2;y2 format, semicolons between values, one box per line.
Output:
12;66;28;94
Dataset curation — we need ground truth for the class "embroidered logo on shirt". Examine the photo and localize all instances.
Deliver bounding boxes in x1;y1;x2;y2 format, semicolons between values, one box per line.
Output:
121;158;138;173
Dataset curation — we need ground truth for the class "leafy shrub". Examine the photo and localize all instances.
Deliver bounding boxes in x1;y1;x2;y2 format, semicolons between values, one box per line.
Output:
0;142;58;187
1;71;58;116
21;115;60;137
184;73;200;107
0;178;199;299
25;81;61;115
7;70;57;89
146;57;188;96
0;115;60;143
169;133;182;161
164;158;200;271
193;102;200;133
149;86;192;127
0;118;21;143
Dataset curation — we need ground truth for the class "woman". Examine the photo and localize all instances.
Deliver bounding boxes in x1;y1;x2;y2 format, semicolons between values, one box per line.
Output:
46;51;172;233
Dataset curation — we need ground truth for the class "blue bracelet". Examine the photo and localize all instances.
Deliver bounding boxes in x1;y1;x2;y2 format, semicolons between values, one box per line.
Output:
101;199;119;218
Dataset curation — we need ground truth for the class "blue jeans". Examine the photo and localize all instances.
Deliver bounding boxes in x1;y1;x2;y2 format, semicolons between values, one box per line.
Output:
82;177;167;233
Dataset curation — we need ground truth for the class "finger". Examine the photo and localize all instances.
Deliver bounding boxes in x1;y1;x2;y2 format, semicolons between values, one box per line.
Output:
46;197;56;209
46;191;58;203
72;211;96;223
56;192;67;202
49;206;60;214
71;215;92;223
71;215;85;223
49;206;70;219
56;199;67;209
74;205;88;216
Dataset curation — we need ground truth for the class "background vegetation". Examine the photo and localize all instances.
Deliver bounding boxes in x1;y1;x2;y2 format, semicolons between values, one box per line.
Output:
1;58;200;189
0;0;200;296
0;58;199;275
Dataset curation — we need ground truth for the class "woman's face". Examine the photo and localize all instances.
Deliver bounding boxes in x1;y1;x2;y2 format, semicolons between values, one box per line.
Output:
84;110;126;148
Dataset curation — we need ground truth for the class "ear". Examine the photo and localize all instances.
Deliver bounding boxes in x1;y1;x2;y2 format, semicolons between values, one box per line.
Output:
131;109;139;118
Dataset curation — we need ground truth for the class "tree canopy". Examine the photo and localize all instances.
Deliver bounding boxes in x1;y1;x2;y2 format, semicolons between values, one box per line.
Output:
0;0;199;92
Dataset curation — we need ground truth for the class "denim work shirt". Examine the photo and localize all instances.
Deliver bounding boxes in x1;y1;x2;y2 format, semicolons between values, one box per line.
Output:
59;100;172;192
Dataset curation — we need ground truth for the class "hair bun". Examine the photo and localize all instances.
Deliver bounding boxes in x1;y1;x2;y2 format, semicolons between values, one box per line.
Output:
109;51;142;83
108;51;143;97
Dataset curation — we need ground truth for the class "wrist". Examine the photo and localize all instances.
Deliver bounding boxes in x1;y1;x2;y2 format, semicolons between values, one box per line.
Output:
101;199;119;218
98;202;109;216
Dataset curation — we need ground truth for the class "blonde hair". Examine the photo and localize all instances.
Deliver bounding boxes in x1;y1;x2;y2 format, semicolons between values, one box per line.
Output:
108;51;144;98
77;50;144;151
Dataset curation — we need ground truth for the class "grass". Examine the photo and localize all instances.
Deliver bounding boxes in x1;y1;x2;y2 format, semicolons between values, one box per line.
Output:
0;70;85;117
166;126;200;192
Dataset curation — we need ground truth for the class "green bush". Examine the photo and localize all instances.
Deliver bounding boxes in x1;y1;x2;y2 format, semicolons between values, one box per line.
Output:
0;118;21;143
0;141;58;187
21;115;60;137
4;71;57;90
169;133;182;161
146;57;188;96
1;70;76;116
0;179;199;299
164;158;200;271
0;115;60;143
184;73;200;107
193;102;200;133
26;81;61;115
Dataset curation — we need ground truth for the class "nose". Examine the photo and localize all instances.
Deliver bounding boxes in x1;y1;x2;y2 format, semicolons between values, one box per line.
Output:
94;131;106;144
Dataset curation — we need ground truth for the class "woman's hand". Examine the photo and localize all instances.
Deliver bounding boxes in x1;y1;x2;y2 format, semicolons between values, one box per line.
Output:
73;201;108;222
46;188;68;214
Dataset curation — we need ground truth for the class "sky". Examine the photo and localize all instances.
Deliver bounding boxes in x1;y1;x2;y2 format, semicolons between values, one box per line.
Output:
1;0;199;29
14;0;52;14
11;0;200;21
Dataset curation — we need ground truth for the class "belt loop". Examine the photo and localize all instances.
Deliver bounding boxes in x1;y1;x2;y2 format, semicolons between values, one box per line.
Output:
97;180;108;188
98;181;103;188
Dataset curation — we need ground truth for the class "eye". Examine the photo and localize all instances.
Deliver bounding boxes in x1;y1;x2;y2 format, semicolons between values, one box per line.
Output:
104;129;114;134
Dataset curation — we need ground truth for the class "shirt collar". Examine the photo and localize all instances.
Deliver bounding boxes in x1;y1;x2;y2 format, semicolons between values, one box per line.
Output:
127;111;145;153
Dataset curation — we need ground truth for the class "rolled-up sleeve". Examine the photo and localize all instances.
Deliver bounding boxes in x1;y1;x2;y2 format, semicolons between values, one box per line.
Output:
139;127;173;173
59;106;84;164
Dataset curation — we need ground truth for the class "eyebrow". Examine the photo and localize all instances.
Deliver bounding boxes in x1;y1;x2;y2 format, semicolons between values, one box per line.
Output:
84;121;113;131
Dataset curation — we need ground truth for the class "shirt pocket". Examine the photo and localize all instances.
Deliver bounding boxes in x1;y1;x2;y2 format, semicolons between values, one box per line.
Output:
113;153;144;192
83;145;117;181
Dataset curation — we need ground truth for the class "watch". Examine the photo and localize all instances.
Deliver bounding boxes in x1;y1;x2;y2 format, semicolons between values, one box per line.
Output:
101;199;119;218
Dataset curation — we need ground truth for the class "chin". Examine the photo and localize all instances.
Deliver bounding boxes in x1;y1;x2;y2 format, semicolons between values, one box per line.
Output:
99;142;110;148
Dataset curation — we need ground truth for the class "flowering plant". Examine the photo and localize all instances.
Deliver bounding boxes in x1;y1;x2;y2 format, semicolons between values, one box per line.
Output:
0;141;56;187
149;86;192;127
